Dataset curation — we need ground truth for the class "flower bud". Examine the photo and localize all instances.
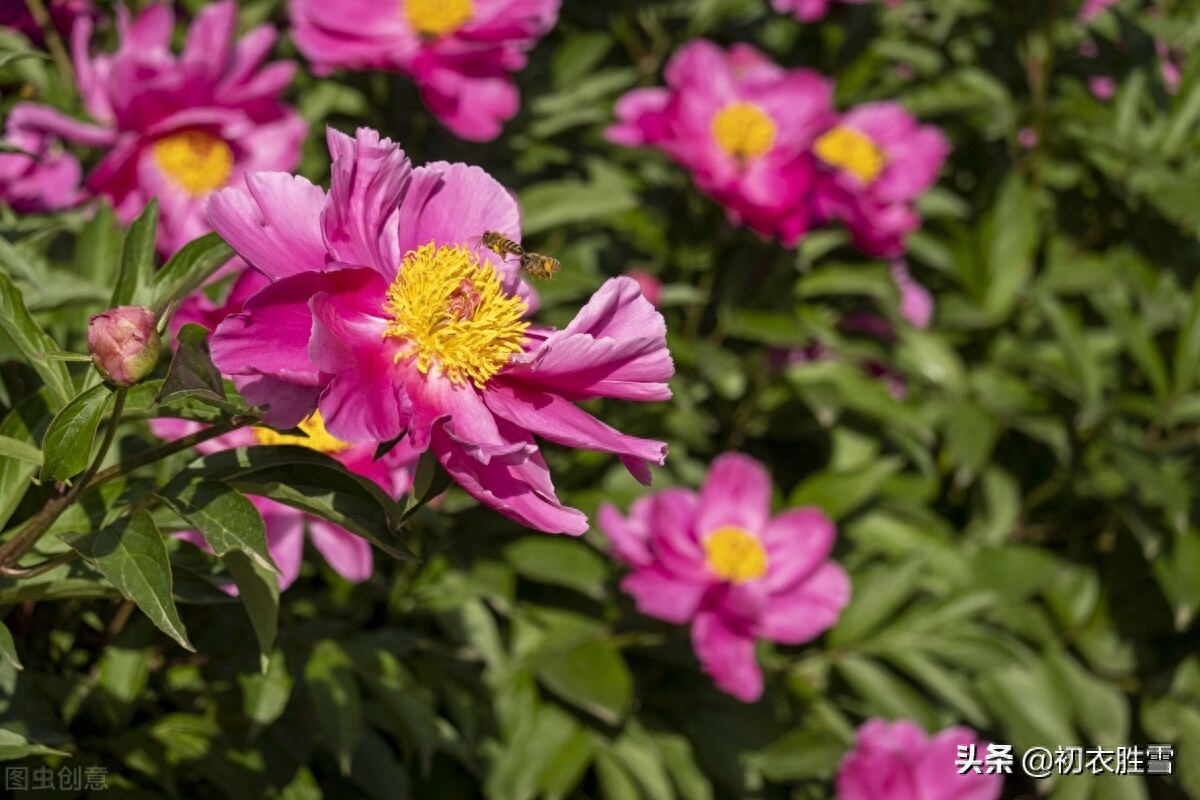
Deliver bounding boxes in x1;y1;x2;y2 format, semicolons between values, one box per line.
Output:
87;305;162;387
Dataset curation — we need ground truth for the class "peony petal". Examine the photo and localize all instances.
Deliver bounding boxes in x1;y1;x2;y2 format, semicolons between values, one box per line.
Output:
598;501;652;566
690;610;763;702
755;562;850;644
258;497;306;591
695;452;773;537
397;161;521;256
760;507;837;593
207;173;330;279
322;127;410;276
620;568;707;624
307;519;374;583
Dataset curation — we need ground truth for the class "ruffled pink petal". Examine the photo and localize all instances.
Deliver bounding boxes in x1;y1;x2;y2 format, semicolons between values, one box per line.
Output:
642;488;710;581
690;610;763;702
397;161;521;257
836;719;927;800
415;64;519;142
207;172;330;280
695;452;773;537
598;501;652;566
760;507;836;593
233;374;323;429
405;371;532;462
620;568;707;624
606;88;671;147
483;384;667;484
322;127;411;276
180;1;236;88
432;425;588;535
307;276;410;443
307;519;374;583
755;562;850;644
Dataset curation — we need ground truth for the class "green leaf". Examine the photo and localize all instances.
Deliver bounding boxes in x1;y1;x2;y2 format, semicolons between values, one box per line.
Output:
169;446;413;561
241;647;293;738
0;434;41;466
154;323;237;410
519;159;636;236
0;270;74;409
534;638;632;725
1173;276;1200;395
983;175;1038;319
752;728;846;782
62;510;194;651
653;732;713;800
790;457;904;520
158;478;276;573
0;728;69;762
305;640;363;775
595;751;642;800
0;621;22;670
503;537;608;598
74;200;124;288
39;382;114;482
0;392;53;530
151;233;234;315
224;550;279;673
402;447;453;520
111;199;158;307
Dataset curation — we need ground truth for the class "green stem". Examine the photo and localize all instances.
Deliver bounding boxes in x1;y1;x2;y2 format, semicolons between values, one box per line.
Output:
0;388;127;571
21;0;74;88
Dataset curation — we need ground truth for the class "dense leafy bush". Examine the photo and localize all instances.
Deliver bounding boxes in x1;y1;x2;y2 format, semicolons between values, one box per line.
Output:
1;0;1199;798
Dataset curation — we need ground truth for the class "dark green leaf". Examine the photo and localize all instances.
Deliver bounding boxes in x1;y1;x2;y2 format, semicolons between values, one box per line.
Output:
224;550;279;672
534;638;632;725
0;392;52;530
983;175;1038;319
110;199;158;307
154;323;235;410
305;640;363;775
0;271;74;409
39;382;114;482
151;233;234;315
62;510;194;651
158;478;276;573
0;620;22;670
503;537;608;598
0;728;68;762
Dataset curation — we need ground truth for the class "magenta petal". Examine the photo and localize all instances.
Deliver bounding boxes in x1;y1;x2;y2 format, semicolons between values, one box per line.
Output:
404;371;527;462
6;103;117;147
695;452;773;536
207;173;330;280
259;498;306;591
233;374;323;429
760;507;836;593
308;279;410;444
598;501;652;566
322;127;411;276
620;568;706;625
919;728;1004;800
181;1;236;86
307;519;373;583
690;611;763;702
484;384;666;483
432;426;588;535
397;161;521;255
755;562;850;644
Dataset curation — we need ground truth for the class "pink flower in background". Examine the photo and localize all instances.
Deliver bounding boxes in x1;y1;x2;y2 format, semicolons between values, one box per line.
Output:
0;115;81;213
813;101;949;257
13;1;305;255
0;0;91;44
170;265;270;339
151;415;421;590
1078;0;1118;23
608;40;835;246
289;0;559;141
891;260;933;329
1089;75;1116;101
772;0;898;23
626;269;662;308
599;453;850;701
836;718;1003;800
207;127;673;535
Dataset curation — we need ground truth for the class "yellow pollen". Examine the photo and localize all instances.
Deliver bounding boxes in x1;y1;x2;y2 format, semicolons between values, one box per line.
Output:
152;130;234;196
254;410;351;454
704;527;768;583
383;242;528;388
814;125;886;185
404;0;474;37
711;102;776;160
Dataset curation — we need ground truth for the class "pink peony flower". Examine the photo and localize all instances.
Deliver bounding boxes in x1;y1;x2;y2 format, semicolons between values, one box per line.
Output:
87;305;162;387
289;0;559;142
771;0;898;23
599;453;850;701
607;40;835;247
1089;75;1116;101
13;2;305;255
0;0;91;44
206;127;673;535
836;718;1003;800
1078;0;1118;23
151;414;421;590
625;269;662;308
0;114;82;213
891;260;933;329
812;101;949;257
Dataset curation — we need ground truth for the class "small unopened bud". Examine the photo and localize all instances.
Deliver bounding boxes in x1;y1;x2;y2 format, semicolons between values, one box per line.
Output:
87;305;162;387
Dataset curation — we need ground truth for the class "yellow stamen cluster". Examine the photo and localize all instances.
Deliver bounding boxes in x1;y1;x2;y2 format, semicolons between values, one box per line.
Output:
404;0;474;37
711;102;777;160
814;125;886;185
704;526;768;583
254;410;351;454
152;130;234;196
383;242;528;388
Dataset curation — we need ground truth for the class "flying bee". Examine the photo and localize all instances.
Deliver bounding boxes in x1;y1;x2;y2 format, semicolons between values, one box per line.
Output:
519;251;561;280
478;231;524;260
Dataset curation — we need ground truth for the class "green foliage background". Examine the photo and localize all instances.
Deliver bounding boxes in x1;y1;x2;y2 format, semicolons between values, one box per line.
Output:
3;0;1200;797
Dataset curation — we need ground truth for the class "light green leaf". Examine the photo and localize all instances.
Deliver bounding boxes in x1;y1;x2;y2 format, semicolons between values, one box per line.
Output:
0;728;69;762
0;392;53;530
151;233;234;315
534;638;632;725
224;550;279;673
0;435;41;466
305;640;363;775
983;175;1038;319
110;199;158;307
62;510;194;651
241;647;293;738
0;621;21;670
39;382;114;482
0;271;73;409
503;537;608;598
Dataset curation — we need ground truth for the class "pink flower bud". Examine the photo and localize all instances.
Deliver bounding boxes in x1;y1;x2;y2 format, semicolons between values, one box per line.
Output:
87;305;162;387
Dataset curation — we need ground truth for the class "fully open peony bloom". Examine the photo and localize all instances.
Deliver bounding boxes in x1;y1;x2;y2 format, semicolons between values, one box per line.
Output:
812;101;949;257
771;0;898;23
0;112;81;213
151;414;420;590
13;1;304;255
599;453;850;701
206;127;672;535
289;0;559;142
607;40;835;246
836;718;1003;800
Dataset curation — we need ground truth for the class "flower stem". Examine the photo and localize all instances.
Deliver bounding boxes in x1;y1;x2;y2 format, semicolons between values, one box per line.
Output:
21;0;74;88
